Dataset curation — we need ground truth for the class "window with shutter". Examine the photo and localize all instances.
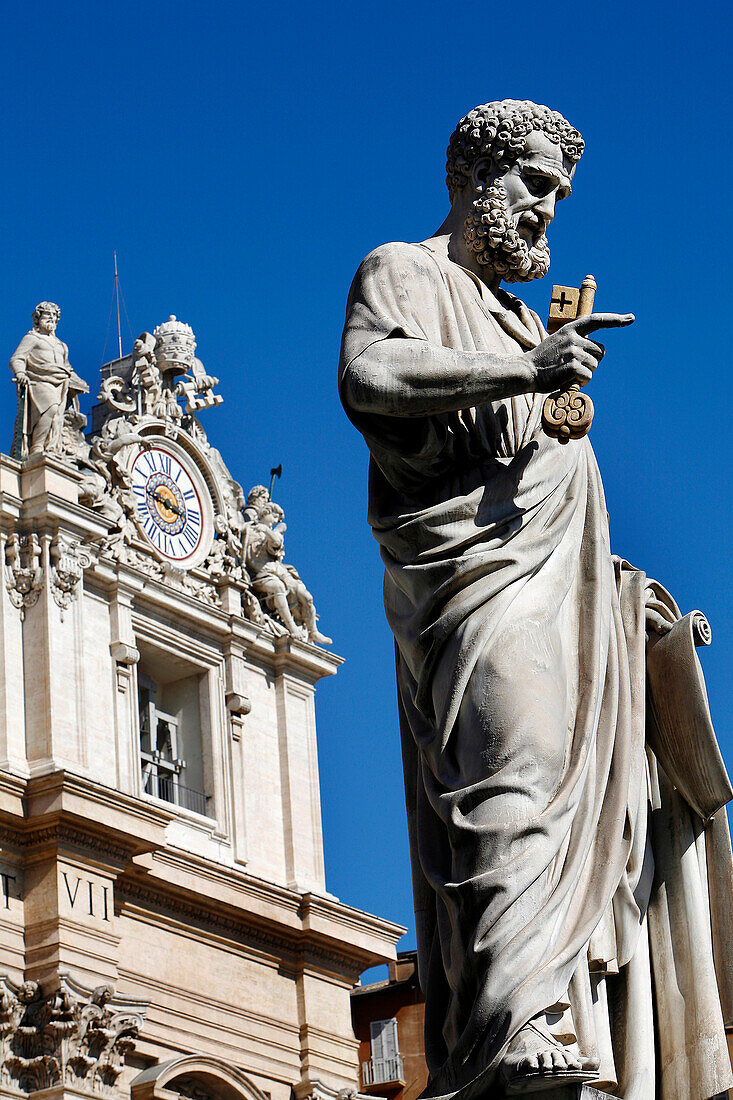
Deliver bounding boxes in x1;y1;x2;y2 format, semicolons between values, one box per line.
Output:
369;1018;400;1083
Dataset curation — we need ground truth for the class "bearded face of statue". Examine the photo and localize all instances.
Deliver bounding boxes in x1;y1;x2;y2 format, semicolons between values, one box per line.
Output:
34;309;58;335
463;130;574;283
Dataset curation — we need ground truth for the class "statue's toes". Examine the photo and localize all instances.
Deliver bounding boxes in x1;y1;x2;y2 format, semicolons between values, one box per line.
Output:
537;1050;554;1073
551;1049;571;1070
517;1054;539;1074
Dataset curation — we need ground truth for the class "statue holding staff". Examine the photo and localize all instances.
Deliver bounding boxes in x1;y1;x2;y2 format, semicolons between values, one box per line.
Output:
339;100;733;1099
9;301;88;458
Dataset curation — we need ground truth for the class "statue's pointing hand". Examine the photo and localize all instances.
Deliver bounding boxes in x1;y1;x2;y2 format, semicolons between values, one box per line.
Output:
526;312;635;394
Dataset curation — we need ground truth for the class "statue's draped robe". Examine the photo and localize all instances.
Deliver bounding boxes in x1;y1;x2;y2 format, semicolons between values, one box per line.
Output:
339;241;733;1100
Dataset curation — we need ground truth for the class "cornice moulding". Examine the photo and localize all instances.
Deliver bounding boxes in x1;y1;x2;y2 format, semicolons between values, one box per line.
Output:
0;772;172;862
116;870;400;976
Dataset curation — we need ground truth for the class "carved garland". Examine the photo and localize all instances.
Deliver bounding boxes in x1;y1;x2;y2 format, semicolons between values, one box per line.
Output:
4;533;96;621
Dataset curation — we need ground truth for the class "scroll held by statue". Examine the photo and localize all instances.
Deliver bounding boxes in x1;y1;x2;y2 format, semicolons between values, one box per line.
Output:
647;609;733;822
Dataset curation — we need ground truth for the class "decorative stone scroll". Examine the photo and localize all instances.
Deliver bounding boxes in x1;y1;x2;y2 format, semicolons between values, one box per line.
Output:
0;973;147;1095
5;534;43;619
50;534;95;618
160;562;220;608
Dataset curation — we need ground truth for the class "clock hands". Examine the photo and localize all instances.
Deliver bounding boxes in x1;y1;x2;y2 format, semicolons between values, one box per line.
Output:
147;486;184;519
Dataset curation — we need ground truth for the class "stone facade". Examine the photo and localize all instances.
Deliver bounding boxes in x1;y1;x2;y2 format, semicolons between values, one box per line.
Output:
0;314;404;1100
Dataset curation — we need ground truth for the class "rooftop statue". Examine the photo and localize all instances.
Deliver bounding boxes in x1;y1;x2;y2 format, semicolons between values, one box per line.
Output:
9;302;89;458
339;100;733;1099
243;486;332;645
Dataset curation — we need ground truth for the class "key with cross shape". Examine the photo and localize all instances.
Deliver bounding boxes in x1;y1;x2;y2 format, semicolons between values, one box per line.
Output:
547;285;581;334
542;275;597;443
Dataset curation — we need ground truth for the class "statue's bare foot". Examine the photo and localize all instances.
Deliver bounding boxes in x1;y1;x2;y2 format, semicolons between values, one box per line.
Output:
309;630;332;646
500;1018;599;1094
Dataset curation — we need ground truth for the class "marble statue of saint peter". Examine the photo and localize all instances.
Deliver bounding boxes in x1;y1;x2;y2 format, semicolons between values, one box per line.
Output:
339;101;733;1099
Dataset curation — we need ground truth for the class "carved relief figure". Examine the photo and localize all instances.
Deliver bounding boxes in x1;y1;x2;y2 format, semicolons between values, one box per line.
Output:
9;302;89;458
72;418;149;565
339;101;733;1098
244;487;331;645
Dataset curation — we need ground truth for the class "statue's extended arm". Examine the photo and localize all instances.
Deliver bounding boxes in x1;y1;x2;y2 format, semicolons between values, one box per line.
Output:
341;313;632;420
342;338;534;418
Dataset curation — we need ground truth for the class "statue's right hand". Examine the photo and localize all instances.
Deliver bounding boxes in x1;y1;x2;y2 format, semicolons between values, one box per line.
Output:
524;312;635;394
13;372;28;387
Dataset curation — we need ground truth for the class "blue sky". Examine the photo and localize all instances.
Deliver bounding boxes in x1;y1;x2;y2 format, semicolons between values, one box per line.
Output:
1;1;731;960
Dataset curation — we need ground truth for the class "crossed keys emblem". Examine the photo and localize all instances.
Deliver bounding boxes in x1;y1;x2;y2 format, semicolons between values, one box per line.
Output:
541;274;597;444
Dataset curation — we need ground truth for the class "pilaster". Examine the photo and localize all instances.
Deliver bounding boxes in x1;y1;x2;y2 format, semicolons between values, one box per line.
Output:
23;836;121;988
0;767;170;997
22;531;88;775
223;633;252;865
0;818;25;982
108;572;144;794
0;531;27;774
270;638;340;896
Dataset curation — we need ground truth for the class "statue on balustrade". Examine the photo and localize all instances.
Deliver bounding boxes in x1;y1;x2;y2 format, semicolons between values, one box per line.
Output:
9;302;89;458
339;100;733;1099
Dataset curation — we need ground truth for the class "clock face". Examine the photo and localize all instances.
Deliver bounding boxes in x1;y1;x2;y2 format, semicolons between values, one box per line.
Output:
130;446;208;564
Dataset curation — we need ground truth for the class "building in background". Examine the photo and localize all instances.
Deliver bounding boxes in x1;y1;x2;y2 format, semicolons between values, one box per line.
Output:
0;310;404;1100
350;951;427;1100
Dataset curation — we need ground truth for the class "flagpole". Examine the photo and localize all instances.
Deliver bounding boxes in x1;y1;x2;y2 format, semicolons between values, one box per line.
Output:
114;251;123;359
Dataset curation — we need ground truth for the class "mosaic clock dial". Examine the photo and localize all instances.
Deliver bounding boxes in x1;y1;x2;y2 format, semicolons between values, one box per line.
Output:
130;446;206;563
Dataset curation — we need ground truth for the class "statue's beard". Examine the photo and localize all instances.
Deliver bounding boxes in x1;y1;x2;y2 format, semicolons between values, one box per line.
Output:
463;180;550;282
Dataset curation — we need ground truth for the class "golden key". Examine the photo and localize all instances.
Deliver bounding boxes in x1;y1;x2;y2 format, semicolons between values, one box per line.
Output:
541;274;596;444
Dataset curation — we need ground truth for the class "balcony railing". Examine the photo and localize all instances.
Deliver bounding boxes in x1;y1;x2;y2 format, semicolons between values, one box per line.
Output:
144;772;209;816
361;1055;405;1088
